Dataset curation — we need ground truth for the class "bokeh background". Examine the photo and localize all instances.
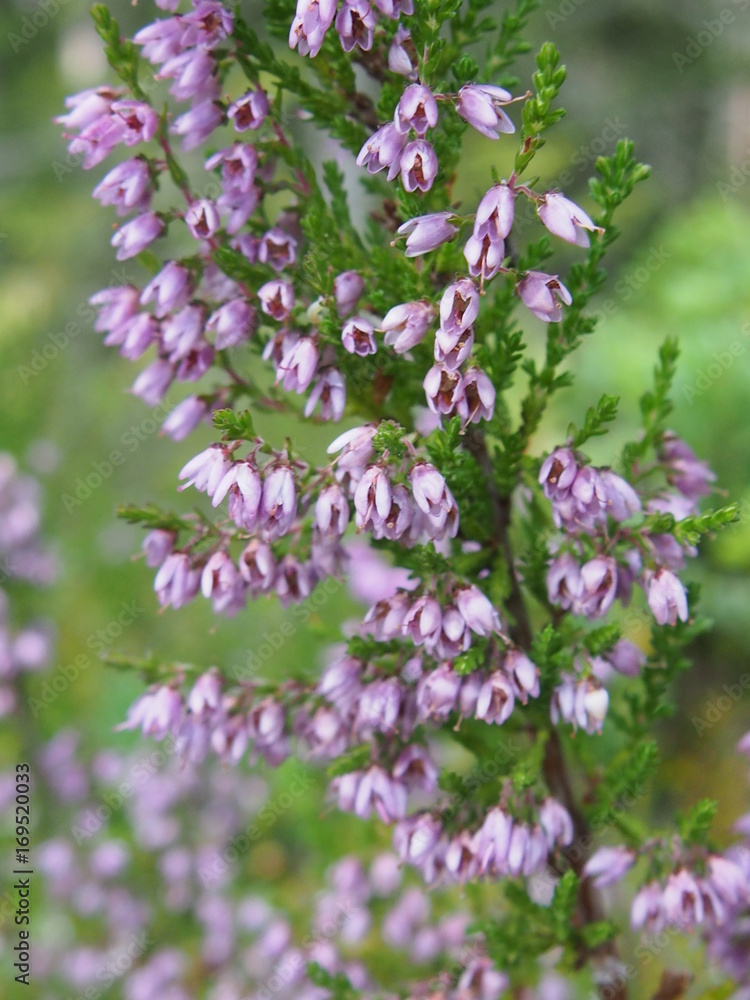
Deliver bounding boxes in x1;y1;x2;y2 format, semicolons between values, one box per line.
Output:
1;0;750;995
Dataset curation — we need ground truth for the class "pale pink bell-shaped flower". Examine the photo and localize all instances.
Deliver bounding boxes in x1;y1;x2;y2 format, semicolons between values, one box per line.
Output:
400;139;438;193
397;212;457;257
335;0;375;52
517;270;572;323
111;212;163;260
646;568;688;625
381;299;434;352
356;123;407;180
538;191;602;248
394;84;438;136
455;83;515;138
289;0;337;57
228;88;269;131
583;846;635;889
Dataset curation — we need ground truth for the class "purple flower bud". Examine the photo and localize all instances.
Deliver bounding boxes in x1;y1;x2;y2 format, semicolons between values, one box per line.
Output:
363;592;411;640
416;663;461;721
660;431;717;502
289;0;337;56
305;367;346;421
185;199;220;240
434;327;474;371
707;855;748;907
205;298;257;350
517;270;572;323
92;158;152;216
446;831;479;882
227;88;269;131
393;813;442;867
142;529;175;568
381;299;434;352
161;396;209;441
395;84;438;136
477;182;515;239
505;648;540;703
439;278;479;341
153;553;201;609
205;143;258;195
111;212;163;260
238;540;275;593
327;423;377;471
90;285;140;334
342;317;377;356
538;192;601;248
457;959;509;1000
410;462;453;518
333;270;365;316
215;461;263;531
261;465;298;539
476;672;515;725
393;745;438;792
663;869;704;930
631;881;666;933
354;465;392;531
279;337;319;392
179;444;232;498
539;798;574;848
163;304;204;360
455;83;515;139
133;17;183;63
315;484;350;537
606;639;645;677
400;139;438;193
539;447;578;499
187;670;222;715
397;212;457;258
353;766;408;823
464;231;505;280
117;685;183;739
131;358;174;405
423;364;465;418
600;469;641;521
388;26;416;78
118;312;158;360
455;585;502;636
259;279;295;321
201;551;243;614
403;594;443;647
158;48;217;102
55;86;119;132
335;0;375;52
181;2;233;46
356;123;407;180
575;679;609;733
374;483;415;541
258;228;297;271
171;99;223;152
141;262;191;318
356;678;402;734
583;846;635;889
646;568;688;626
458;367;496;426
579;556;617;618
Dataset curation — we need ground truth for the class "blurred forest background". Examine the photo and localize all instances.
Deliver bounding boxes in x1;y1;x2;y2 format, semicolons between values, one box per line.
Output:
1;0;750;994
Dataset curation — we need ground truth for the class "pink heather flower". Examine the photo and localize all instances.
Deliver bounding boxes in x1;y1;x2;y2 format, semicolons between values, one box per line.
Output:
315;484;350;537
458;368;495;425
181;2;234;46
381;299;434;352
577;556;618;618
464;231;505;280
214;461;263;531
410;462;452;517
363;592;411;641
305;367;346;421
400;139;438;193
90;285;140;334
327;424;377;471
289;0;337;58
258;228;297;271
353;766;408;824
157;48;217;102
185;199;220;240
92;158;152;216
393;814;442;867
357;678;402;735
111;212;163;260
55;86;120;132
539;799;574;848
342;317;377;356
606;639;646;678
356;123;407;180
205;143;258;195
517;270;573;323
201;551;243;614
663;869;705;930
179;445;232;497
258;279;295;321
206;298;257;349
133;18;184;64
424;364;465;417
333;271;365;317
707;855;748;907
505;649;540;704
131;358;173;405
335;0;375;52
403;595;443;648
187;670;222;715
153;553;201;609
538;192;602;248
439;278;479;342
279;337;319;392
117;686;183;739
161;396;209;442
646;568;688;625
397;212;457;257
374;0;414;16
455;585;502;636
547;553;582;610
416;663;461;720
455;83;515;139
354;465;392;531
67;114;126;169
476;672;515;725
660;431;717;501
576;679;609;733
388;26;416;79
583;847;635;889
239;539;276;592
118;313;157;359
261;465;298;539
394;84;438;136
539;447;578;498
162;305;204;360
141;262;191;318
477;182;515;239
457;960;508;1000
171;99;223;151
631;882;666;933
227;88;270;131
600;469;641;521
142;528;175;568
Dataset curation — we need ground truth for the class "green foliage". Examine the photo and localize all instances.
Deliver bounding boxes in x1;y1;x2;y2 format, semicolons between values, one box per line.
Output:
91;5;145;99
514;43;567;177
621;337;680;475
116;503;191;534
213;408;256;441
679;798;718;848
567;394;620;450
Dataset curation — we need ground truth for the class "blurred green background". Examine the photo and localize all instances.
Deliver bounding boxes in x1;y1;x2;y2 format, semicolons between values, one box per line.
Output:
1;0;750;992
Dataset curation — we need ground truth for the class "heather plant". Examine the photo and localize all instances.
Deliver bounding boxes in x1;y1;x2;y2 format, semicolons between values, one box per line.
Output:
52;0;750;996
